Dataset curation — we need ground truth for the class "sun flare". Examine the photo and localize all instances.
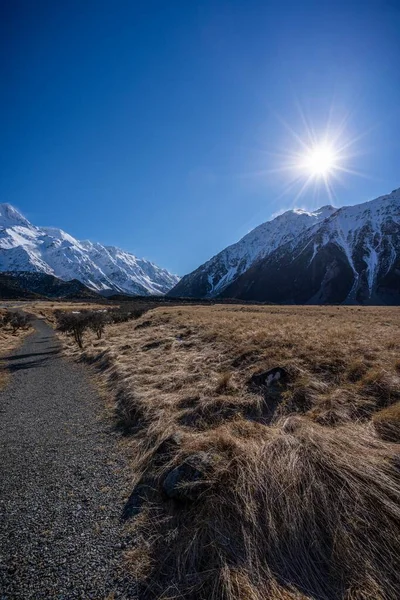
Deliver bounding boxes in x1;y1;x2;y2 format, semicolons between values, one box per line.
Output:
300;144;338;177
252;102;366;205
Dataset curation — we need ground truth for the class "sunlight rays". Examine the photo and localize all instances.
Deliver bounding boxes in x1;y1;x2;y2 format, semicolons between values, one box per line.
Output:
252;100;377;206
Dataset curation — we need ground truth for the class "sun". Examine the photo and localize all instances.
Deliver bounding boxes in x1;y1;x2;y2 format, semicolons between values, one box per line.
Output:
250;101;366;205
300;144;338;177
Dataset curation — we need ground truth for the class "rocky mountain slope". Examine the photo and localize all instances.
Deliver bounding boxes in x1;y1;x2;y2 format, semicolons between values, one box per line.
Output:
0;274;41;299
0;272;100;300
0;205;179;296
169;188;400;305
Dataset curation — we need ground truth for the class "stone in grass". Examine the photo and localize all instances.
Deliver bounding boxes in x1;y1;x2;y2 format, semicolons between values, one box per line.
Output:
119;344;132;351
121;482;154;520
248;366;289;390
163;452;212;502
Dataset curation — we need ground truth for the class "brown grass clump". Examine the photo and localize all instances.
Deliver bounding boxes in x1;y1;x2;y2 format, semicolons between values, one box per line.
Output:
51;303;400;599
215;371;233;394
359;368;400;408
373;402;400;442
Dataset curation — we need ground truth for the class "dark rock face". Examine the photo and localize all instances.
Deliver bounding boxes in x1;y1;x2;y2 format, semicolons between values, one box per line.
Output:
221;240;356;304
0;274;40;299
168;268;213;299
162;452;212;502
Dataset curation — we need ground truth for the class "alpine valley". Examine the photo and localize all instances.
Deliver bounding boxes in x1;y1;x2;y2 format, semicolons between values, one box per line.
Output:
168;188;400;305
0;204;179;296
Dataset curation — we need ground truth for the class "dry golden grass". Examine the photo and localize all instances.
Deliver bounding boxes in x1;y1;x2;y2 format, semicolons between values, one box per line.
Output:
0;308;33;389
28;301;106;324
373;402;400;442
57;304;400;599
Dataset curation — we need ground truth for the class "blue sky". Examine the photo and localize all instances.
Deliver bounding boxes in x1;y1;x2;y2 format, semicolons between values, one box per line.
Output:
1;0;400;275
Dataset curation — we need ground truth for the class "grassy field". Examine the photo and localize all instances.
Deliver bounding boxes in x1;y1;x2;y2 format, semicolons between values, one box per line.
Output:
57;304;400;599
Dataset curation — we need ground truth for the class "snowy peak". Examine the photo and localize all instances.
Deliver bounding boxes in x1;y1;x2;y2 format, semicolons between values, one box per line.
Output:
288;205;335;219
169;201;336;298
0;204;31;228
0;206;179;296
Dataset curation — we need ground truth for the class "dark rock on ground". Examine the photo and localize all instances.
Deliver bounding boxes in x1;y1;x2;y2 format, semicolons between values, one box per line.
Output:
162;452;212;502
248;366;289;390
121;482;155;521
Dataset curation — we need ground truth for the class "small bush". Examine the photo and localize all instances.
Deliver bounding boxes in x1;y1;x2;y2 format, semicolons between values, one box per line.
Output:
87;311;108;339
1;311;13;327
56;311;91;348
2;311;31;333
56;309;112;347
108;305;151;324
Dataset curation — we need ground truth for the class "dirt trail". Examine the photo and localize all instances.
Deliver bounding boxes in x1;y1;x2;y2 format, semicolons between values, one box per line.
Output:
0;318;136;599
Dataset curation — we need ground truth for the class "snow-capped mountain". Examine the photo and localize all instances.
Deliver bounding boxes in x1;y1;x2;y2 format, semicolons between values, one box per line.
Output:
168;205;336;298
169;188;400;304
0;204;179;296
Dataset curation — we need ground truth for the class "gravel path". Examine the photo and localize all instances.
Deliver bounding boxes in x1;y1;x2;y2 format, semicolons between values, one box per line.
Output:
0;319;137;599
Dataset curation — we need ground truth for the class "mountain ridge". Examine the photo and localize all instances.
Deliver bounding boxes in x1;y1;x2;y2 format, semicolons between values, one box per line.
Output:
169;188;400;304
0;205;179;296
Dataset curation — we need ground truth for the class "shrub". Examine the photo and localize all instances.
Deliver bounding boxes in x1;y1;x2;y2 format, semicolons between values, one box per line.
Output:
4;311;31;333
108;305;150;324
1;310;13;327
56;310;92;348
87;310;108;339
56;309;112;346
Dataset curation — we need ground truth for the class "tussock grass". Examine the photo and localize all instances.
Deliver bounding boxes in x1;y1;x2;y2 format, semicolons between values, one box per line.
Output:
373;402;400;442
135;419;400;599
55;303;400;599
